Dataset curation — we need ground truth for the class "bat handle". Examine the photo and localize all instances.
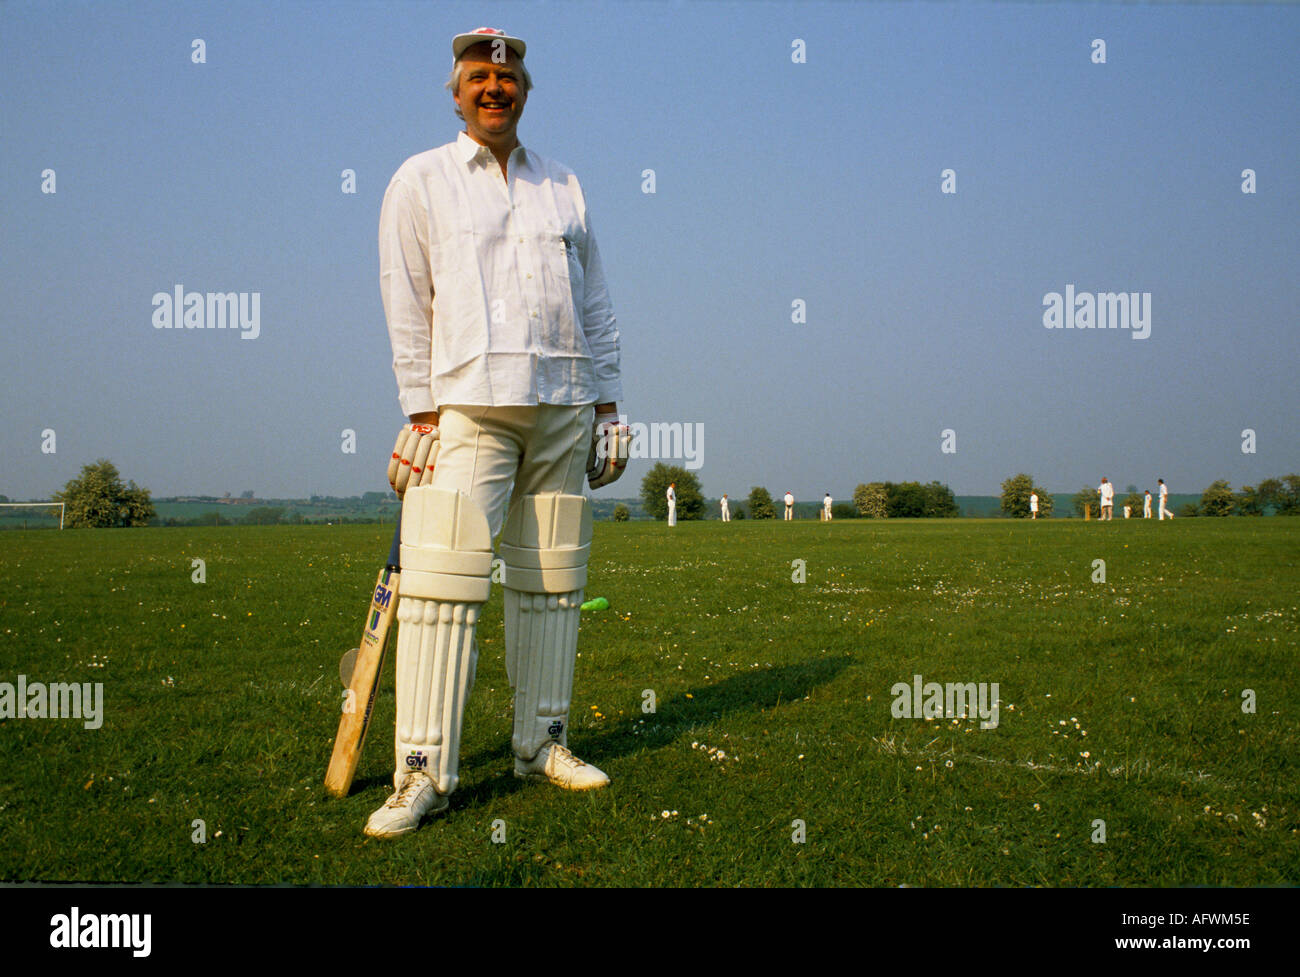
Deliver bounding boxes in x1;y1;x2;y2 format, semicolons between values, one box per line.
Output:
386;507;402;571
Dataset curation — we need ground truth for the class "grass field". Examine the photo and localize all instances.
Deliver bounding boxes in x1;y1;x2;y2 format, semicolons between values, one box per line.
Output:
1;518;1296;886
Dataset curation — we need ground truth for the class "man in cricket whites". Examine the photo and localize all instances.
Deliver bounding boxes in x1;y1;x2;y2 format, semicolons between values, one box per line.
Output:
1097;477;1114;521
667;482;676;526
372;27;629;837
1158;478;1174;520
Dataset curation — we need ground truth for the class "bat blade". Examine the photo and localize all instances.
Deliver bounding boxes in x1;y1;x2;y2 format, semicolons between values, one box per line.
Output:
324;522;402;798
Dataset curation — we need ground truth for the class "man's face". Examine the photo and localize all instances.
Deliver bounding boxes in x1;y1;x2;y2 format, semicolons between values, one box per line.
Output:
454;44;527;147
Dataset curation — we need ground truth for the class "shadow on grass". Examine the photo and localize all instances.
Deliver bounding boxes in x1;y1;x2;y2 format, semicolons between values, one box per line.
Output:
444;654;853;812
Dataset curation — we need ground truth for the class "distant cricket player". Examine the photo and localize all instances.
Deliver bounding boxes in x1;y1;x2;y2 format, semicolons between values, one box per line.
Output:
667;482;676;527
784;491;794;520
372;27;630;838
720;493;730;522
1158;478;1174;519
1029;492;1039;520
823;493;833;521
1098;477;1114;521
1143;490;1153;518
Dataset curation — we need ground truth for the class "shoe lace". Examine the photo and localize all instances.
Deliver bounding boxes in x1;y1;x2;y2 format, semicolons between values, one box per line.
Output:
549;743;585;768
388;773;428;808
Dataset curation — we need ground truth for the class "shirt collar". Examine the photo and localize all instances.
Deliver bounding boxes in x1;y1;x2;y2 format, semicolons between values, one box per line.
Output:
456;131;528;169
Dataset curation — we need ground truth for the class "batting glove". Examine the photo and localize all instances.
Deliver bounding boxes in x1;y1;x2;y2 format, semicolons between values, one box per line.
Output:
586;413;630;489
388;423;439;499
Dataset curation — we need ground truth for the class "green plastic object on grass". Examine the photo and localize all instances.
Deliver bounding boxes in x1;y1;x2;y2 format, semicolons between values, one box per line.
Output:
580;597;609;611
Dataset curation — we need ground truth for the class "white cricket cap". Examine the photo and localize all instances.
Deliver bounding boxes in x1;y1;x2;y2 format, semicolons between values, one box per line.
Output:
453;27;526;62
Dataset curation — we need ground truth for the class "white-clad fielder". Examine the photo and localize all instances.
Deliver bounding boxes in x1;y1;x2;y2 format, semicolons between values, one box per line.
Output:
1029;492;1038;519
1098;477;1114;521
823;493;833;521
720;494;730;522
667;483;676;527
373;27;630;838
1158;479;1174;519
784;491;794;520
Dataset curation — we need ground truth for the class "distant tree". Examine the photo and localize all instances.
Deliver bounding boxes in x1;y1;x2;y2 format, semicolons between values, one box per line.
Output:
240;490;255;500
612;503;630;522
1275;474;1300;515
853;482;888;518
1001;473;1051;519
1254;477;1282;514
733;507;746;520
831;502;856;520
747;487;775;520
640;463;704;521
54;459;155;528
1070;486;1097;519
1236;485;1264;516
1200;480;1236;517
0;494;9;503
244;506;286;525
885;481;926;518
922;481;960;518
1178;502;1200;518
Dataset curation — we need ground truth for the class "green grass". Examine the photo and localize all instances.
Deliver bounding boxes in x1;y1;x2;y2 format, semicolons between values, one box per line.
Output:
1;518;1297;886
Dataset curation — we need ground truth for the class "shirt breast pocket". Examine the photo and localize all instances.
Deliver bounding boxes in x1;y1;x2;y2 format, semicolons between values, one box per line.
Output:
553;225;585;302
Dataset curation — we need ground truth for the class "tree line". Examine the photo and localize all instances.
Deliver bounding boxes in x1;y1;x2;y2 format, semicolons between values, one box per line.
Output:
638;463;960;520
26;459;1300;528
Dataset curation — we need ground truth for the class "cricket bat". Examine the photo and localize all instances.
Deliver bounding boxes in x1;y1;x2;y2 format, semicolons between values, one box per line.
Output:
324;518;403;798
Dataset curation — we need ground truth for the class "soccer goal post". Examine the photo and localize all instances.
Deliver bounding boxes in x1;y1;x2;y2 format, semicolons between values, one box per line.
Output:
0;502;65;529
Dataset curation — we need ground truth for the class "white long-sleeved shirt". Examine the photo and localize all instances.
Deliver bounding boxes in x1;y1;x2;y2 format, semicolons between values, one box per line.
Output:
380;132;622;415
1099;482;1114;503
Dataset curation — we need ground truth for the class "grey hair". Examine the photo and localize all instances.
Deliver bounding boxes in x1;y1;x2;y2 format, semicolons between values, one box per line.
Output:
446;53;533;121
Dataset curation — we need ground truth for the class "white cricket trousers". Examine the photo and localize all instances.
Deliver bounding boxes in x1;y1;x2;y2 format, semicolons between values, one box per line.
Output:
431;404;592;536
667;503;676;527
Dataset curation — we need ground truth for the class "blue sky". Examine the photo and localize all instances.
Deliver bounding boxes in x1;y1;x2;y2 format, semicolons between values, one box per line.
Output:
2;0;1296;502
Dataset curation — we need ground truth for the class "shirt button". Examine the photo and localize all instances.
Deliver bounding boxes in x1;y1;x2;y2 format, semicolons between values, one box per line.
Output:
526;273;532;279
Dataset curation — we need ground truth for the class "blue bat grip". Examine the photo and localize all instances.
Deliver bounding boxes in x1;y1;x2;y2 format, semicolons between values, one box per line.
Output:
386;507;402;570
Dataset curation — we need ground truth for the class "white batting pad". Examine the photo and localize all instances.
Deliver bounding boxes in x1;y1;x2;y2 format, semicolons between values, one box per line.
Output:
499;494;592;760
392;488;493;796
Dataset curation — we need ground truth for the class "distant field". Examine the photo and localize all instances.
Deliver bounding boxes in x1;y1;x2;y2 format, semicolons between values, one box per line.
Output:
0;518;1296;886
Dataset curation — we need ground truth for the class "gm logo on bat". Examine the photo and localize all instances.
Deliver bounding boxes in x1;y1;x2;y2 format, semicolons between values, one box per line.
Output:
373;582;394;610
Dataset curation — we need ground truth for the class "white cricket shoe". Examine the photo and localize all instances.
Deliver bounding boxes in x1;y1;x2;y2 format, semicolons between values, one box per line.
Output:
514;742;610;790
363;771;448;838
